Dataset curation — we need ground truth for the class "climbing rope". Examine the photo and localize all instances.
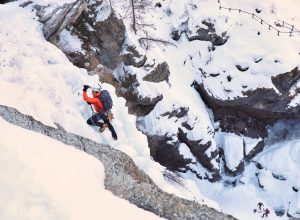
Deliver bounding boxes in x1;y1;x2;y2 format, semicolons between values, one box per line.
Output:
217;0;300;37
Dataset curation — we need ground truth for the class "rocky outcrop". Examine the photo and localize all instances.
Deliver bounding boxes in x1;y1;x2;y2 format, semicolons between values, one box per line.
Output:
122;45;147;68
143;62;170;83
192;67;300;139
35;0;87;43
178;128;220;181
116;73;163;116
186;20;229;46
68;0;125;69
272;67;300;94
0;105;236;220
147;135;192;171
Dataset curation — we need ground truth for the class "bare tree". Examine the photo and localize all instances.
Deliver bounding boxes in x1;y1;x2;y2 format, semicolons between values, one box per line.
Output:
110;0;151;34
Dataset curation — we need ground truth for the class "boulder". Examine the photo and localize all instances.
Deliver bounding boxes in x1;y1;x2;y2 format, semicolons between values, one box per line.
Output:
143;62;170;83
178;128;220;181
122;45;147;68
186;20;229;46
35;0;87;43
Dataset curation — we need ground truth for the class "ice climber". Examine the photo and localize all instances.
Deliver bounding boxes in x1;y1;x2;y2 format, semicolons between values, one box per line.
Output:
83;85;118;140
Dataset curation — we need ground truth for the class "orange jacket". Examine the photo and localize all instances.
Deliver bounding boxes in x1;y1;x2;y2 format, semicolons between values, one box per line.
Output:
83;91;104;113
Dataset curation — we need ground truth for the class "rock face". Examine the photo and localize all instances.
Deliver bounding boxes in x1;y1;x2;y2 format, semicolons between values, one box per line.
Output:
192;67;300;176
35;0;87;43
143;62;170;83
186;20;229;46
0;105;236;220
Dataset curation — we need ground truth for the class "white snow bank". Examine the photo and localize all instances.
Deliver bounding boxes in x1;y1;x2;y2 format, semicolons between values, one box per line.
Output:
215;132;244;171
0;117;165;220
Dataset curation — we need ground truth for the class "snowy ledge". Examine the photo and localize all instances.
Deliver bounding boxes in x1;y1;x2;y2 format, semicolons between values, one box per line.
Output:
0;105;235;220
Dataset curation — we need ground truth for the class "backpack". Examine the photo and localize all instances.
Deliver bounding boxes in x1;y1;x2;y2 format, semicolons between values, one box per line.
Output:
99;90;113;111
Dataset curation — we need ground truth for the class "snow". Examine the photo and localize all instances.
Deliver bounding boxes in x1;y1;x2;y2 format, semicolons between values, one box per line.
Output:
1;0;300;220
57;29;85;54
0;118;165;220
0;0;214;214
244;136;261;155
215;132;244;171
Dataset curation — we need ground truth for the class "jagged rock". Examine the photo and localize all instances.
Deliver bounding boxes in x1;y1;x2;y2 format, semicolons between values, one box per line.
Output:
224;161;244;177
160;107;189;119
66;51;85;68
272;67;300;94
54;0;125;70
115;73;163;116
0;105;236;220
186;20;229;46
143;62;170;83
177;128;220;181
92;13;125;69
171;29;181;41
122;45;147;68
245;140;264;159
147;135;192;171
192;75;300;139
181;121;193;130
35;0;87;43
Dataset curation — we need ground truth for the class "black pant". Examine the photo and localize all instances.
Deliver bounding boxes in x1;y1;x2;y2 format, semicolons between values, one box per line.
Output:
87;113;117;138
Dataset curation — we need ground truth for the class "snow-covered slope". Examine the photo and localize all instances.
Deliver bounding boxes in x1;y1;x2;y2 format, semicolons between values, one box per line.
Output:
1;0;300;220
0;117;164;220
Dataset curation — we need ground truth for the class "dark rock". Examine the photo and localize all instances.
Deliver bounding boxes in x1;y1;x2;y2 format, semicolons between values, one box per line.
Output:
227;75;232;82
186;20;229;46
0;0;16;4
65;51;85;68
255;8;262;13
274;208;285;216
181;121;193;130
122;45;147;68
254;58;263;63
272;173;287;181
254;162;264;170
0;105;236;220
210;73;220;77
192;76;300;139
171;30;181;41
143;62;170;83
116;73;163;116
177;128;220;181
58;0;126;69
224;161;244;177
36;0;87;43
272;67;300;94
256;172;264;188
93;14;125;69
19;1;32;7
224;180;237;187
219;146;244;177
155;2;162;8
147;135;191;171
161;107;189;119
245;140;264;160
292;186;299;192
236;64;249;72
